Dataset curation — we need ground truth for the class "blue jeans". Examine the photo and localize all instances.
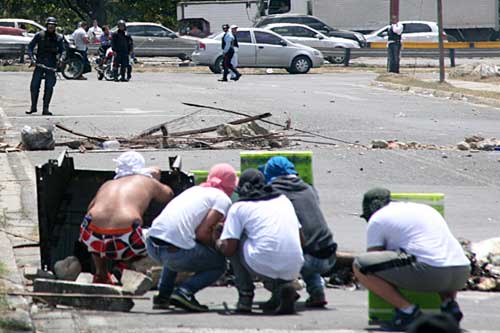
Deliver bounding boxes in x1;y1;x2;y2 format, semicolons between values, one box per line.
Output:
146;237;226;297
301;254;336;295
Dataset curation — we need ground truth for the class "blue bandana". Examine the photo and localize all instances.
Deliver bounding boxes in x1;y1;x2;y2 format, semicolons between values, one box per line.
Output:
260;156;298;184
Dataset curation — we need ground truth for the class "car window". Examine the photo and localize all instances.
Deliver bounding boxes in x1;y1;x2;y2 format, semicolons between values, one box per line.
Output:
23;23;41;34
403;23;432;34
236;31;252;43
268;0;291;15
300;18;329;32
270;27;293;36
378;27;389;36
145;25;170;37
282;17;301;24
254;31;283;45
0;22;15;28
127;25;146;36
292;26;316;38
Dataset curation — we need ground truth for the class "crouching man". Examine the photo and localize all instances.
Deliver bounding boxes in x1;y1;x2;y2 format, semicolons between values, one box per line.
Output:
216;169;304;314
261;156;337;308
80;151;174;284
146;163;238;312
353;188;470;330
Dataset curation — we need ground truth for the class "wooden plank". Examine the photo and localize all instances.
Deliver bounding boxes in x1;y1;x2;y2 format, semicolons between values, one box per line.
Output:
8;291;149;300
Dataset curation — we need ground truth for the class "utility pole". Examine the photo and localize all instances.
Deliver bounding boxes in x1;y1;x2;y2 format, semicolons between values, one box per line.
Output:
390;0;399;21
437;0;445;82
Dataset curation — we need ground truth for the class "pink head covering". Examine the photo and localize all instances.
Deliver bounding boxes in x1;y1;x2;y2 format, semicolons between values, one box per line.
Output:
200;163;238;197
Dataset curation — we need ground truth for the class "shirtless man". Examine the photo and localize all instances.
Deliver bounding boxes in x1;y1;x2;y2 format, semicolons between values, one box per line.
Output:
79;151;174;284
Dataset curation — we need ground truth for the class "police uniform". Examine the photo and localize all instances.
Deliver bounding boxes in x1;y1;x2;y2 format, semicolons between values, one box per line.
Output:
219;24;241;82
112;21;133;82
387;22;403;74
26;18;65;115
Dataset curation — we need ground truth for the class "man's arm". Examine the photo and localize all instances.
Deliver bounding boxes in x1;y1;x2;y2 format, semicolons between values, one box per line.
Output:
216;238;239;257
27;33;40;62
223;34;232;54
153;182;174;205
57;35;66;62
195;209;224;247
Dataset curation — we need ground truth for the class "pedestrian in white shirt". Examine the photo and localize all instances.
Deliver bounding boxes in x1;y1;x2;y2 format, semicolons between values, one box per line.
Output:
353;188;470;331
216;169;304;315
146;163;238;313
88;19;103;43
72;21;90;80
387;15;403;73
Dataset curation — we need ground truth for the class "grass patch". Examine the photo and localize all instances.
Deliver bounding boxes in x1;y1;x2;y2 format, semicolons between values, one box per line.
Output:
0;262;7;311
0;65;31;72
376;73;500;101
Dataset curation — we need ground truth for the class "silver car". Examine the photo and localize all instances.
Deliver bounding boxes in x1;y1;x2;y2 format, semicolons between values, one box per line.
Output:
110;22;199;59
264;23;360;64
191;28;324;74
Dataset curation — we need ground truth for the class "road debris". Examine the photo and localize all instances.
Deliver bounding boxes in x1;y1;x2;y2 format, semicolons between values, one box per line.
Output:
53;256;82;281
462;238;500;291
20;125;55;151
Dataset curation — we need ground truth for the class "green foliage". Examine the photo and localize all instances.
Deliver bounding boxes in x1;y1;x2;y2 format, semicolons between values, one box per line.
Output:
0;0;182;31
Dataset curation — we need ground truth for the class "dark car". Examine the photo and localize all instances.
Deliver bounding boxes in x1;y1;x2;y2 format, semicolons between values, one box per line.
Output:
254;14;367;47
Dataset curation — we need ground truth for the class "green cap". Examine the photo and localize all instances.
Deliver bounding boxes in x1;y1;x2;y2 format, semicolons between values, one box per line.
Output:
361;187;391;221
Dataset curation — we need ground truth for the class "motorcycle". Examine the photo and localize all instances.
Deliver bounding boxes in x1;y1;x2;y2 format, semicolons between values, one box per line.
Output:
60;35;85;80
95;47;114;81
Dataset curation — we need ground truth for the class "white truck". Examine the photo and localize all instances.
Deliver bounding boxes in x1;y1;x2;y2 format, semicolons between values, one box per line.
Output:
258;0;499;40
177;0;260;34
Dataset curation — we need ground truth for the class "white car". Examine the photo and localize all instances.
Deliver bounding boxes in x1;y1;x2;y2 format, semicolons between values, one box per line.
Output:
365;21;446;43
0;19;45;37
191;28;324;74
263;23;360;64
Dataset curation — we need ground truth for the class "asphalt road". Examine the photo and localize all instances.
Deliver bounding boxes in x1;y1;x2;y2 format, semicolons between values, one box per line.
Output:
1;69;500;331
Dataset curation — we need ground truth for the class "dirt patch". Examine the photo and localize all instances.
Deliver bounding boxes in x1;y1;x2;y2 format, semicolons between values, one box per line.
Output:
376;73;500;101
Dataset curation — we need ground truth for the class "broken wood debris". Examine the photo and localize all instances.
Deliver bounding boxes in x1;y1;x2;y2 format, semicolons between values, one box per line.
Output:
46;106;344;151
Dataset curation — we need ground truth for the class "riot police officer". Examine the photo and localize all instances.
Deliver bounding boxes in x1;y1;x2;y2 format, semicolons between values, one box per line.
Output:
26;17;65;116
111;20;133;82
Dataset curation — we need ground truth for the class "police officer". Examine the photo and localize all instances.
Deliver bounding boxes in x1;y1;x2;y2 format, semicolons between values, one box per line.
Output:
387;16;403;74
111;20;133;82
26;17;65;116
219;24;240;82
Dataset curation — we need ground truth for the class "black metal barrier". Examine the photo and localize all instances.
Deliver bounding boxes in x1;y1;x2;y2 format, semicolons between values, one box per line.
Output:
36;151;195;271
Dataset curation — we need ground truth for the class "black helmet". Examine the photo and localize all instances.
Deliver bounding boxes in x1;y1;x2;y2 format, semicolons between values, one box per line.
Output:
222;24;229;30
117;20;126;28
46;17;57;26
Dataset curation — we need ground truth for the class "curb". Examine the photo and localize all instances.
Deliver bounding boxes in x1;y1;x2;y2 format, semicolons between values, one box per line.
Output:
372;80;500;109
0;107;35;332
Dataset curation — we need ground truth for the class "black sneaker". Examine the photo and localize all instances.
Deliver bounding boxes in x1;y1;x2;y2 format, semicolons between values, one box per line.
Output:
274;283;297;315
236;292;254;313
382;305;422;331
441;300;463;324
170;289;208;312
25;109;37;115
152;294;170;310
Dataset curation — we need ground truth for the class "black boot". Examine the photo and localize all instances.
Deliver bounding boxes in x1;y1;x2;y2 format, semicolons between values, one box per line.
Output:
42;90;53;116
26;90;39;114
119;67;127;81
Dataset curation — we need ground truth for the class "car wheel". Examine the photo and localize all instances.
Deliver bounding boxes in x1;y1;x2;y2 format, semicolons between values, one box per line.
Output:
209;56;223;74
289;55;311;74
328;48;346;64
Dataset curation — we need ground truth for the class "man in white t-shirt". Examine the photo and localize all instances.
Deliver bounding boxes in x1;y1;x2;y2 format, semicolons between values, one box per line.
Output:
216;169;304;315
72;21;90;80
353;188;470;331
88;19;103;43
146;163;238;312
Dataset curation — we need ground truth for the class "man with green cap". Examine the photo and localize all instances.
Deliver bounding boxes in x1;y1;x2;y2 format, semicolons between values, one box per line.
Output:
353;188;470;331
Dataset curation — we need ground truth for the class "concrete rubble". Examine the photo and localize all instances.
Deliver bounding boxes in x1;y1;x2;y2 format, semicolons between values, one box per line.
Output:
462;238;500;291
23;267;55;281
121;269;153;295
33;278;135;312
53;256;82;281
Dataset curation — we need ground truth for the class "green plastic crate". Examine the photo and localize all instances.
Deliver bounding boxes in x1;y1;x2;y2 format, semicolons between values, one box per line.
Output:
240;151;314;185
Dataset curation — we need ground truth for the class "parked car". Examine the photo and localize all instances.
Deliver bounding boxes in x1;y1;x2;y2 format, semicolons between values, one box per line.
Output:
0;19;44;37
191;27;324;74
108;22;199;59
365;21;449;43
263;23;359;64
254;14;366;47
0;27;30;44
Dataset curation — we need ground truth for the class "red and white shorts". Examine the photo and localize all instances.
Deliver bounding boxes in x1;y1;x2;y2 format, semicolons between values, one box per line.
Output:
79;215;147;261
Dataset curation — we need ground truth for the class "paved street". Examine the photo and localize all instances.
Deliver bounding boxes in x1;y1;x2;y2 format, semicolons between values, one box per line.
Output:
1;69;500;332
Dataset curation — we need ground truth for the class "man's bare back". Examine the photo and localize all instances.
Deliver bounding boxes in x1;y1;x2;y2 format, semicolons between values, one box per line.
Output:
88;174;173;230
